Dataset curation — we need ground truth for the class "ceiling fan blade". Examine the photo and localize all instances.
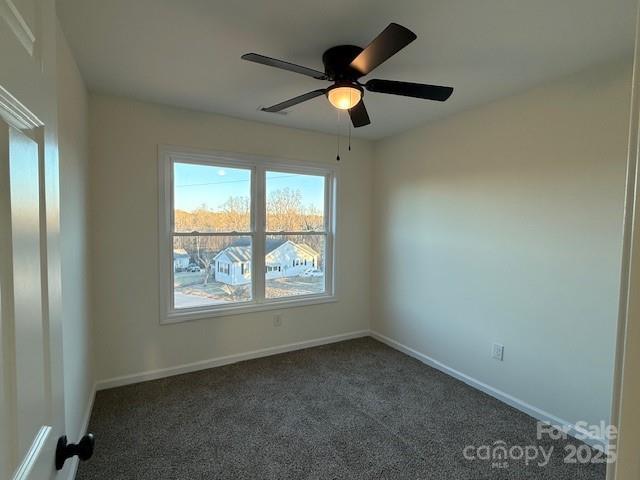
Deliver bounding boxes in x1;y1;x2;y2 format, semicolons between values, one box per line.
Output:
261;89;326;113
350;23;417;76
349;100;371;128
241;53;327;80
365;79;453;101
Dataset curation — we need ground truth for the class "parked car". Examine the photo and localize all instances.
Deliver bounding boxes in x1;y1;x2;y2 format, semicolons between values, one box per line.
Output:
301;268;323;277
186;264;202;273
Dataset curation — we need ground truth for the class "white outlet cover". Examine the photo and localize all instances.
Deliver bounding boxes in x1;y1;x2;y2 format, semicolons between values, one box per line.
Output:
492;343;504;361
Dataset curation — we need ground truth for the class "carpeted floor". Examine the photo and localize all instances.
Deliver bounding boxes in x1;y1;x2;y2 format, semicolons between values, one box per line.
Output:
78;337;606;479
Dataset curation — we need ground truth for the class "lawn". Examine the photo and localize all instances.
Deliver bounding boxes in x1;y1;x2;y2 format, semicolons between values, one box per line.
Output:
174;272;325;308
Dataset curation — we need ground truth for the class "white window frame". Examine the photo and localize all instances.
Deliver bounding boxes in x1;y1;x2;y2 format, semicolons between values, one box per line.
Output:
158;145;338;324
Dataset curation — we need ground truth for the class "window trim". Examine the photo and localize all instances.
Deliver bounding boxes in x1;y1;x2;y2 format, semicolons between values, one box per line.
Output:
158;145;338;324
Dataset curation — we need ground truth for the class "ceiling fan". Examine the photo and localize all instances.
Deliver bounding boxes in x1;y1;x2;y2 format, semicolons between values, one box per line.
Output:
241;23;453;128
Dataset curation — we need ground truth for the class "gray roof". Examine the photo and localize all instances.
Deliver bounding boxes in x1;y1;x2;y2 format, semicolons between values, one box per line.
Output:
217;246;251;263
293;243;318;258
214;238;286;263
214;238;318;264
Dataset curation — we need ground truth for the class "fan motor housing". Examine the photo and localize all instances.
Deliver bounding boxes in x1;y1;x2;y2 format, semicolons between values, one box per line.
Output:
322;45;364;81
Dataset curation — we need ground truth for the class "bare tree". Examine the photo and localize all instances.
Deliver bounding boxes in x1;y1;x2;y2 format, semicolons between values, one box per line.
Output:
193;236;216;285
303;203;323;231
219;196;250;231
267;187;303;231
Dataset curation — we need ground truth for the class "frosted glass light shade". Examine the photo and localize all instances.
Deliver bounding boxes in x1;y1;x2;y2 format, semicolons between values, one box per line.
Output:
327;86;362;110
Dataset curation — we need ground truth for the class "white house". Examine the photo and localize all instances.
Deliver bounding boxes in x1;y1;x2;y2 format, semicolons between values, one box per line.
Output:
213;239;319;285
173;248;190;272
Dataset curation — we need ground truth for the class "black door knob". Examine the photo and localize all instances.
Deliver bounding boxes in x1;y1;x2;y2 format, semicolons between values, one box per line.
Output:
55;433;95;470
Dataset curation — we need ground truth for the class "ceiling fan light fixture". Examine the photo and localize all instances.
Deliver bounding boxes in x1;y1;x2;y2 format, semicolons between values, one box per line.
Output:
326;84;362;110
242;23;454;129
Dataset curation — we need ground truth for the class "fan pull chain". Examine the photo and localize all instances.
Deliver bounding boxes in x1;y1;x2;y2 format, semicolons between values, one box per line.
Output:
348;120;351;151
336;109;341;161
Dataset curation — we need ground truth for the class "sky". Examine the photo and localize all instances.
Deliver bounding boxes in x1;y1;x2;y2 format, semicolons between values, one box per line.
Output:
174;162;325;213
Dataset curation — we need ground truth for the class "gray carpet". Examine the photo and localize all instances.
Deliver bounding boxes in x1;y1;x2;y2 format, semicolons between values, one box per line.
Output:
78;337;606;479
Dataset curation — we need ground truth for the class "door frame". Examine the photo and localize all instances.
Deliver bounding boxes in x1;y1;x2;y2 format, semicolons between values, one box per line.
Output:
608;1;640;479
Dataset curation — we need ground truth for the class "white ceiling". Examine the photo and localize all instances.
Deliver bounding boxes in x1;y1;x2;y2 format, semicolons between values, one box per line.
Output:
57;0;636;140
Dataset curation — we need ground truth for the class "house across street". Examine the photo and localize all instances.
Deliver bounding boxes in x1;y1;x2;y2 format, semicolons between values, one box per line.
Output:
213;238;319;285
173;239;324;307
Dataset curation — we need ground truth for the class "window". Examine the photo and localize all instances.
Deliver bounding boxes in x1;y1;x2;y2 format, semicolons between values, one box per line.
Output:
159;147;336;322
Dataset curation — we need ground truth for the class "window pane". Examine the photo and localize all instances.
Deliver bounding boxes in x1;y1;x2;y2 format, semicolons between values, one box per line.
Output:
174;162;251;233
266;171;325;231
173;235;252;309
265;234;326;299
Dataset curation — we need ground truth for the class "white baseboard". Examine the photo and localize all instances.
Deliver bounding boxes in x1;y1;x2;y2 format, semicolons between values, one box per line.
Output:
369;330;607;451
66;383;97;480
96;330;369;391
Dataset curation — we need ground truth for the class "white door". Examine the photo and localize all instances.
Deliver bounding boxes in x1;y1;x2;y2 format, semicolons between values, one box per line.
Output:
0;1;67;479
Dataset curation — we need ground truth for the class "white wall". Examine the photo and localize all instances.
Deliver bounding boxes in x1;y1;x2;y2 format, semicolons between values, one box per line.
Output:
372;60;632;433
89;95;372;383
56;21;93;446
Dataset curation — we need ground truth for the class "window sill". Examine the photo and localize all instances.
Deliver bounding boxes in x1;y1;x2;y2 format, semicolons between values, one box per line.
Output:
161;295;338;324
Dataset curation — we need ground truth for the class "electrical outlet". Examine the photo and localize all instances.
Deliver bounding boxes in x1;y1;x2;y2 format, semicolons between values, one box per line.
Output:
492;343;504;361
273;314;282;327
